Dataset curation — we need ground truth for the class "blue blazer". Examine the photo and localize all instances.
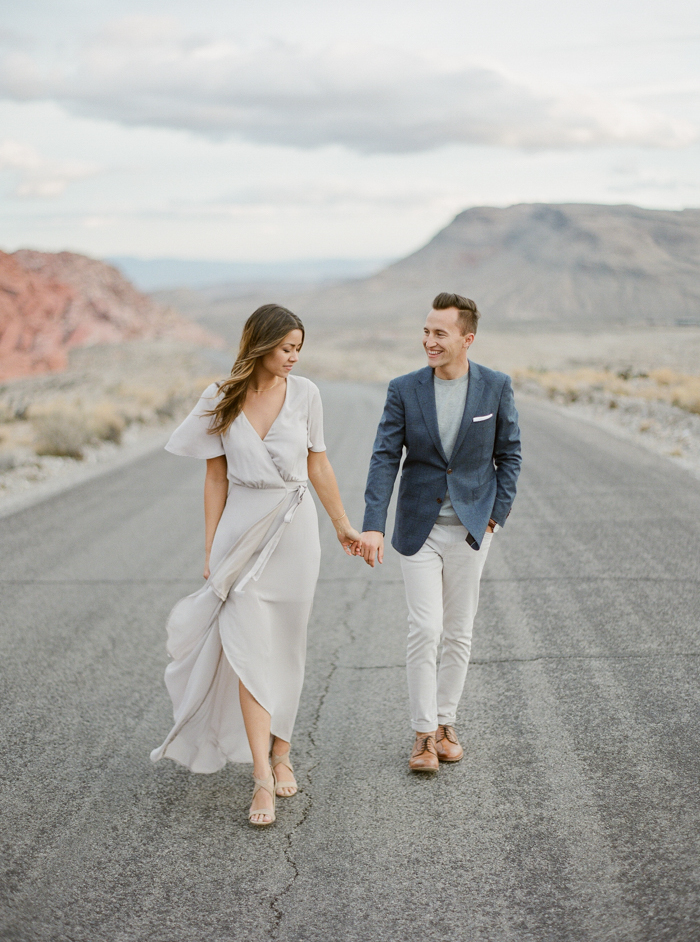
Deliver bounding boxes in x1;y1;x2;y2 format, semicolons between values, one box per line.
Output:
362;362;522;556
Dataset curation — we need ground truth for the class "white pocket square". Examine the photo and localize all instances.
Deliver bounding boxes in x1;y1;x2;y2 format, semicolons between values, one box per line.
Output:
473;413;493;422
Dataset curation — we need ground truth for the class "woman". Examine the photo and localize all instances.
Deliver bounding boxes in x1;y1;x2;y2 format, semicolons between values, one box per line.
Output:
151;304;361;826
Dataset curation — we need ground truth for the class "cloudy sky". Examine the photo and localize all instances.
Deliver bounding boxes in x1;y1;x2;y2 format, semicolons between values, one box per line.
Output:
1;0;699;262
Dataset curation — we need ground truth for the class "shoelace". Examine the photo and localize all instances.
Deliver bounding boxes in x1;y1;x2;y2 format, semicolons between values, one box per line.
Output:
414;735;437;756
436;725;458;744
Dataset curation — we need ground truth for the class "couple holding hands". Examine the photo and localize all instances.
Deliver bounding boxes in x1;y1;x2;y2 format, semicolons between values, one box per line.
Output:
151;293;522;826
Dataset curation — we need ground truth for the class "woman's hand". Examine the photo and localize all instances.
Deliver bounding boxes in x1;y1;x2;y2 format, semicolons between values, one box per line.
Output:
306;451;363;556
335;521;363;556
203;555;211;580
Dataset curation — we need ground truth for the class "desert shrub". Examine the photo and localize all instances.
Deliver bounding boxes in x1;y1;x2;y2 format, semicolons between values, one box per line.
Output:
671;378;700;415
109;379;217;424
113;383;164;409
649;368;678;386
155;394;180;420
85;402;125;444
31;399;127;457
33;411;90;459
515;367;700;416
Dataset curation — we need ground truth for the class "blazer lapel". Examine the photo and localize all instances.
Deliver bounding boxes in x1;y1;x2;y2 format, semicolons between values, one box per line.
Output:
414;368;448;462
450;361;485;459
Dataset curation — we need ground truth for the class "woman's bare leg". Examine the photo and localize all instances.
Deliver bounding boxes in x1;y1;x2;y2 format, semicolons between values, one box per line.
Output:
271;736;297;796
239;681;273;823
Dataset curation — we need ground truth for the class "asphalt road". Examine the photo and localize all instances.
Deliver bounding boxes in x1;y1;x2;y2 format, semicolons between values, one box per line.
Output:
1;382;699;942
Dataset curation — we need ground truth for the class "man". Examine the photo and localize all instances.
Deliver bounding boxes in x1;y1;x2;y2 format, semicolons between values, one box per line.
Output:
361;293;521;772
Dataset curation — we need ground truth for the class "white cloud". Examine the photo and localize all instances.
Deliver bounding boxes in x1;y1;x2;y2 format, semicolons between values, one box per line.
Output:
608;162;700;193
0;17;695;154
0;139;99;197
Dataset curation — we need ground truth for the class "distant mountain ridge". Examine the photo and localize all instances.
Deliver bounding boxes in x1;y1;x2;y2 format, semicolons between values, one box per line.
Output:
297;204;700;329
109;256;391;292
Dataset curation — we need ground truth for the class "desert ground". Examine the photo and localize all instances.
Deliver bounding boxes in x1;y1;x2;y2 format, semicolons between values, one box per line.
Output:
0;340;227;514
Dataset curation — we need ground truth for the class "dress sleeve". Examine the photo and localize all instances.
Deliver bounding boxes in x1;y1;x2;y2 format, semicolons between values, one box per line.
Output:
165;383;226;458
307;381;326;453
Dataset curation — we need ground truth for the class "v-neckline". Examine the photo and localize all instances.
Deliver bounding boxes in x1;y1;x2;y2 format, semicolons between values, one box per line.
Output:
241;378;289;442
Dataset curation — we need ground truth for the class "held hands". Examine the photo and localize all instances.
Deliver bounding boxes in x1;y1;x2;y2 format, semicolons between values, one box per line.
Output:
331;511;381;564
360;531;384;567
334;516;363;556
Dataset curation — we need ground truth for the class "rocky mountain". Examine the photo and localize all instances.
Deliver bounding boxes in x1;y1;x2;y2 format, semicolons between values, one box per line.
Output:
295;204;700;331
0;250;222;381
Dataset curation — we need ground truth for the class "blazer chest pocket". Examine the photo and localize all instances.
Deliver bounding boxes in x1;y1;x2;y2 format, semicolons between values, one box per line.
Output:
472;413;493;423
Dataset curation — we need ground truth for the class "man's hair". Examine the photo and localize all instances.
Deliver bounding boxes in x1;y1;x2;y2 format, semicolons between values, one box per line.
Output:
432;292;480;335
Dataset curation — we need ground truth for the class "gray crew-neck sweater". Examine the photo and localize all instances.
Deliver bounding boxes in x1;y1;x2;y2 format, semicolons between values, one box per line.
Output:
434;371;469;523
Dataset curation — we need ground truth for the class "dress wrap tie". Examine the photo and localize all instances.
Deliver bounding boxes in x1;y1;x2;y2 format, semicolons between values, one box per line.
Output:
211;483;308;600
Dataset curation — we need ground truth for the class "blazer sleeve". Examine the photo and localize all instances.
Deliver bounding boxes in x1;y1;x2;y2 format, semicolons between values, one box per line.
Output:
490;376;522;526
362;380;406;534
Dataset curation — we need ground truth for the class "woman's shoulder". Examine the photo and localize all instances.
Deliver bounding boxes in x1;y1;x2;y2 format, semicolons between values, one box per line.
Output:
288;374;321;398
200;380;224;398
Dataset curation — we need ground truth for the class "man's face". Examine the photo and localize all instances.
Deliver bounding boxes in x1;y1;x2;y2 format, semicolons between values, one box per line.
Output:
422;307;473;369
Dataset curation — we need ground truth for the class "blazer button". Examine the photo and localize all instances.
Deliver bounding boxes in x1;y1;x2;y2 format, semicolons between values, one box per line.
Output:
447;468;452;474
437;498;442;504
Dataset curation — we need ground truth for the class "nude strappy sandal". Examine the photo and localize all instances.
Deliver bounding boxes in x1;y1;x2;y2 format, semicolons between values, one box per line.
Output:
248;773;276;827
271;750;297;798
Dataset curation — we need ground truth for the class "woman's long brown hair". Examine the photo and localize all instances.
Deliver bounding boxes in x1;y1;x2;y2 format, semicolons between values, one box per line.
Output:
205;304;304;436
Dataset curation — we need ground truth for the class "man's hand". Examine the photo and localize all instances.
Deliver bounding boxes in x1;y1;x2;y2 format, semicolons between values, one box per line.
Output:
360;531;384;568
486;518;497;533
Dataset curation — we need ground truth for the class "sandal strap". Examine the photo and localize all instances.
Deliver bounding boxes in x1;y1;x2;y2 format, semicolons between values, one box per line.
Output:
249;808;274;817
252;775;276;802
271;750;294;772
250;774;276;821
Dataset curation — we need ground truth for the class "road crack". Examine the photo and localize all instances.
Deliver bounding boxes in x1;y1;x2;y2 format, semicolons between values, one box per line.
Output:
469;652;700;665
268;578;370;939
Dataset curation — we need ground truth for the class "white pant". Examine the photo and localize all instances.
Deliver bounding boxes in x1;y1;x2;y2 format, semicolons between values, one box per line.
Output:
400;523;493;732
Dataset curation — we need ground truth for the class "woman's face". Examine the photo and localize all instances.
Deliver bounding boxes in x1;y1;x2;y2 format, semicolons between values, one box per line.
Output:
261;329;304;378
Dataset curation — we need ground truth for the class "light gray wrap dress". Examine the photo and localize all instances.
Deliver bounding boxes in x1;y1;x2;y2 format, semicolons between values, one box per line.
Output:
150;374;325;771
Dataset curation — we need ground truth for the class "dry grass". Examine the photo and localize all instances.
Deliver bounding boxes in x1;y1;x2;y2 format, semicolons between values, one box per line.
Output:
514;367;700;415
25;380;219;459
30;400;127;458
0;339;222;466
32;411;92;459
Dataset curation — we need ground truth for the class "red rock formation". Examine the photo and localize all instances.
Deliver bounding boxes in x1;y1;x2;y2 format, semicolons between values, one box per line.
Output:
0;250;223;381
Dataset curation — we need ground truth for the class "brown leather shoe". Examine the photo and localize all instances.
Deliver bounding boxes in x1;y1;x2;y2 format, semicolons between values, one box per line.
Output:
435;725;464;762
409;734;439;772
